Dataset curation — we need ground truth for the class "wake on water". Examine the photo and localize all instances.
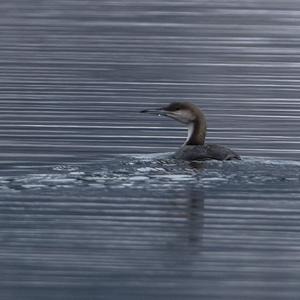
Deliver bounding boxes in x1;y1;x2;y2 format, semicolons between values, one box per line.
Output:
1;152;300;192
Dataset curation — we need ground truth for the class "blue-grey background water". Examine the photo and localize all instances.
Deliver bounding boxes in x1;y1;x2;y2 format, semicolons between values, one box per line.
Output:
1;0;300;299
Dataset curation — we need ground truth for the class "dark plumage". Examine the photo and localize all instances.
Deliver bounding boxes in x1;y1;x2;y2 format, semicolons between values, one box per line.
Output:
141;102;241;161
174;144;240;161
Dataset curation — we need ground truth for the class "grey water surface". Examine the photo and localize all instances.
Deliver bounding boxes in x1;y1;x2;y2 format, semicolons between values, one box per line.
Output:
1;0;300;299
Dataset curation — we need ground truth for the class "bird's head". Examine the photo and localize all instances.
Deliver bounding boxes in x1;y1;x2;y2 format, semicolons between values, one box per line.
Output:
140;101;200;125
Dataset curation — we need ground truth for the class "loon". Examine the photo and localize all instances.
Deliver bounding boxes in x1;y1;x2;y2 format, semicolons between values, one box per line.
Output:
141;102;240;161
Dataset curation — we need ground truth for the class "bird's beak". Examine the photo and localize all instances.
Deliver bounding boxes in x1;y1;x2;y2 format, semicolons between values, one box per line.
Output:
140;108;168;116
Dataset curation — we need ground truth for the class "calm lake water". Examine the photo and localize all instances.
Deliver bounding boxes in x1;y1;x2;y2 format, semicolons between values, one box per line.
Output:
1;0;300;299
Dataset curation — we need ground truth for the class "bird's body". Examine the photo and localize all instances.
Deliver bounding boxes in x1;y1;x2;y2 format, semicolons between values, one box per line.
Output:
141;101;241;161
174;144;240;161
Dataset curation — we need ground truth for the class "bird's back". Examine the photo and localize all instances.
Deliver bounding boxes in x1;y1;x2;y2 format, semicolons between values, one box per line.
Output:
173;144;241;161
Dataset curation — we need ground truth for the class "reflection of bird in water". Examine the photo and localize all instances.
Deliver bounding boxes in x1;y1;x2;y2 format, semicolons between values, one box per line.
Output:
141;102;240;161
185;188;205;244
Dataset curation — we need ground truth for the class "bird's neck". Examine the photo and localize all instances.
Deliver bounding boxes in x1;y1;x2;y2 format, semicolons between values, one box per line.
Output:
184;113;207;145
